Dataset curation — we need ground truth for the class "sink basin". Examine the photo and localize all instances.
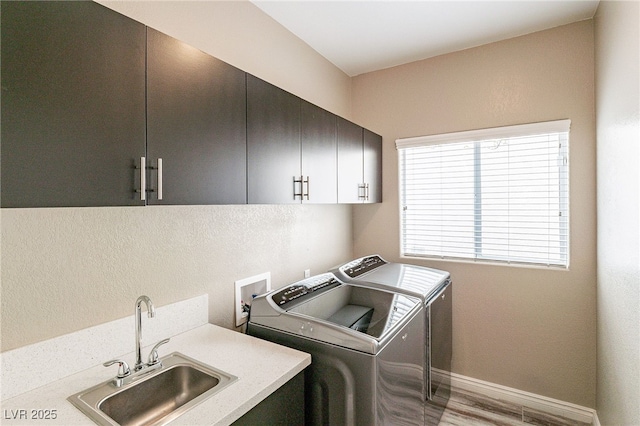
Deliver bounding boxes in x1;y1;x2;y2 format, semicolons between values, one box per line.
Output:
68;352;238;426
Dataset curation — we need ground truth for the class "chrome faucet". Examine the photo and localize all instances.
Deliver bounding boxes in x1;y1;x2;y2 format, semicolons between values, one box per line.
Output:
104;295;171;386
134;295;155;371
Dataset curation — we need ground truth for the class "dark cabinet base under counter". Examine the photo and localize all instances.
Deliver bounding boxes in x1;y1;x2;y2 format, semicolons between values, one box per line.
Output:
232;371;305;426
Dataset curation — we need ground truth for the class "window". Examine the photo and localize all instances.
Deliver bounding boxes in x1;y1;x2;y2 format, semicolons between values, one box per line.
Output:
396;120;570;268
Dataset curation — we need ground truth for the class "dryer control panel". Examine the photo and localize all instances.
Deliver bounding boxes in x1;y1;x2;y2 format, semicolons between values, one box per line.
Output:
271;274;341;308
339;255;387;278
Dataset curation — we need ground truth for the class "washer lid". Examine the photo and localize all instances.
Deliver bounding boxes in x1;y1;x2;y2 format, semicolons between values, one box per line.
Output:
335;255;450;303
249;273;424;354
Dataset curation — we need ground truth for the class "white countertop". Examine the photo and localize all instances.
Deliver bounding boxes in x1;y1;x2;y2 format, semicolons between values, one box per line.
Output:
0;324;311;425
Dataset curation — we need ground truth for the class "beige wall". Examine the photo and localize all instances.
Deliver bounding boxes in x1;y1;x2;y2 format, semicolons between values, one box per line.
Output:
6;1;629;415
595;1;640;424
0;1;353;351
351;21;597;407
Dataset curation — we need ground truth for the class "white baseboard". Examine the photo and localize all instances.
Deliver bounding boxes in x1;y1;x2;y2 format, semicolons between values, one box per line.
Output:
434;369;597;425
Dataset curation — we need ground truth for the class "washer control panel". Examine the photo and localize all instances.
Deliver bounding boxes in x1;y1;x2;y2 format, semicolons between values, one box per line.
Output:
339;255;387;278
271;274;341;308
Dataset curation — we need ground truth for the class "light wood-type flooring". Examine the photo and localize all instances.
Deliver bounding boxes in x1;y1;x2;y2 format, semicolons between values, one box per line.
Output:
434;388;592;426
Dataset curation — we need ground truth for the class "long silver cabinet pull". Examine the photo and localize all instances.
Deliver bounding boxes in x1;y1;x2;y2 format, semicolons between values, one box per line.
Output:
358;183;367;200
293;176;304;200
157;158;163;201
303;176;310;200
365;183;370;201
140;157;146;201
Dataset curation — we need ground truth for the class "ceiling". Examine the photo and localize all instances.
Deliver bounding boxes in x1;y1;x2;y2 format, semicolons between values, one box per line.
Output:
251;0;600;76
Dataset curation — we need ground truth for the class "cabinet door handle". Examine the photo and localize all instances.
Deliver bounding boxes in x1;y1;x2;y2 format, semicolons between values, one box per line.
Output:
157;158;163;201
303;176;310;200
140;157;146;201
293;176;304;200
358;183;367;200
365;183;370;201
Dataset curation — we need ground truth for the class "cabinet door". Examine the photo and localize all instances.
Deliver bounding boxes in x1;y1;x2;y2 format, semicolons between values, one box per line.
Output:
1;1;146;207
301;101;337;204
146;29;247;205
337;118;364;203
363;129;383;203
247;75;301;204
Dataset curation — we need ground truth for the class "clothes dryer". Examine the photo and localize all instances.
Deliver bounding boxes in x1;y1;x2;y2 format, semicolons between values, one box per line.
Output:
331;255;452;423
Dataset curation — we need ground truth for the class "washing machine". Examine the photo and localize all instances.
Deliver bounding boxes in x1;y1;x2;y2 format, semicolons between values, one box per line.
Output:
331;255;452;423
247;272;425;426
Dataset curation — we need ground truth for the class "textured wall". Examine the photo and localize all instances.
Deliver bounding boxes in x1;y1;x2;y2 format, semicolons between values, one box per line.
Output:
1;1;353;351
595;1;640;424
1;205;351;351
351;21;597;407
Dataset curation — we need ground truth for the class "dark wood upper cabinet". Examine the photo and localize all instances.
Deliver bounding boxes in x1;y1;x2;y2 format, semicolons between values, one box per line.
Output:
363;129;383;203
146;28;247;205
246;75;301;204
1;1;146;207
337;118;364;203
301;101;338;204
247;76;339;204
2;2;380;208
337;118;383;203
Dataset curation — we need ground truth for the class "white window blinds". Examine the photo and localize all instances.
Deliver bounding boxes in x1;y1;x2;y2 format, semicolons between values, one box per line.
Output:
396;120;570;268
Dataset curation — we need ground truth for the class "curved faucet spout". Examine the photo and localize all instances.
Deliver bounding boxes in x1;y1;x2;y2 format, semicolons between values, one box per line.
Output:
135;295;155;371
137;295;155;318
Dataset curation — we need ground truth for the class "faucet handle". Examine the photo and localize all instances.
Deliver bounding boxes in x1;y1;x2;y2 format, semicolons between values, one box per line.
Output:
103;359;131;378
147;338;170;366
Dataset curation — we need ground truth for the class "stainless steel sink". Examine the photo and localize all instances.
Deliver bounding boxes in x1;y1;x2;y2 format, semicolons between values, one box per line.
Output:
68;352;238;426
